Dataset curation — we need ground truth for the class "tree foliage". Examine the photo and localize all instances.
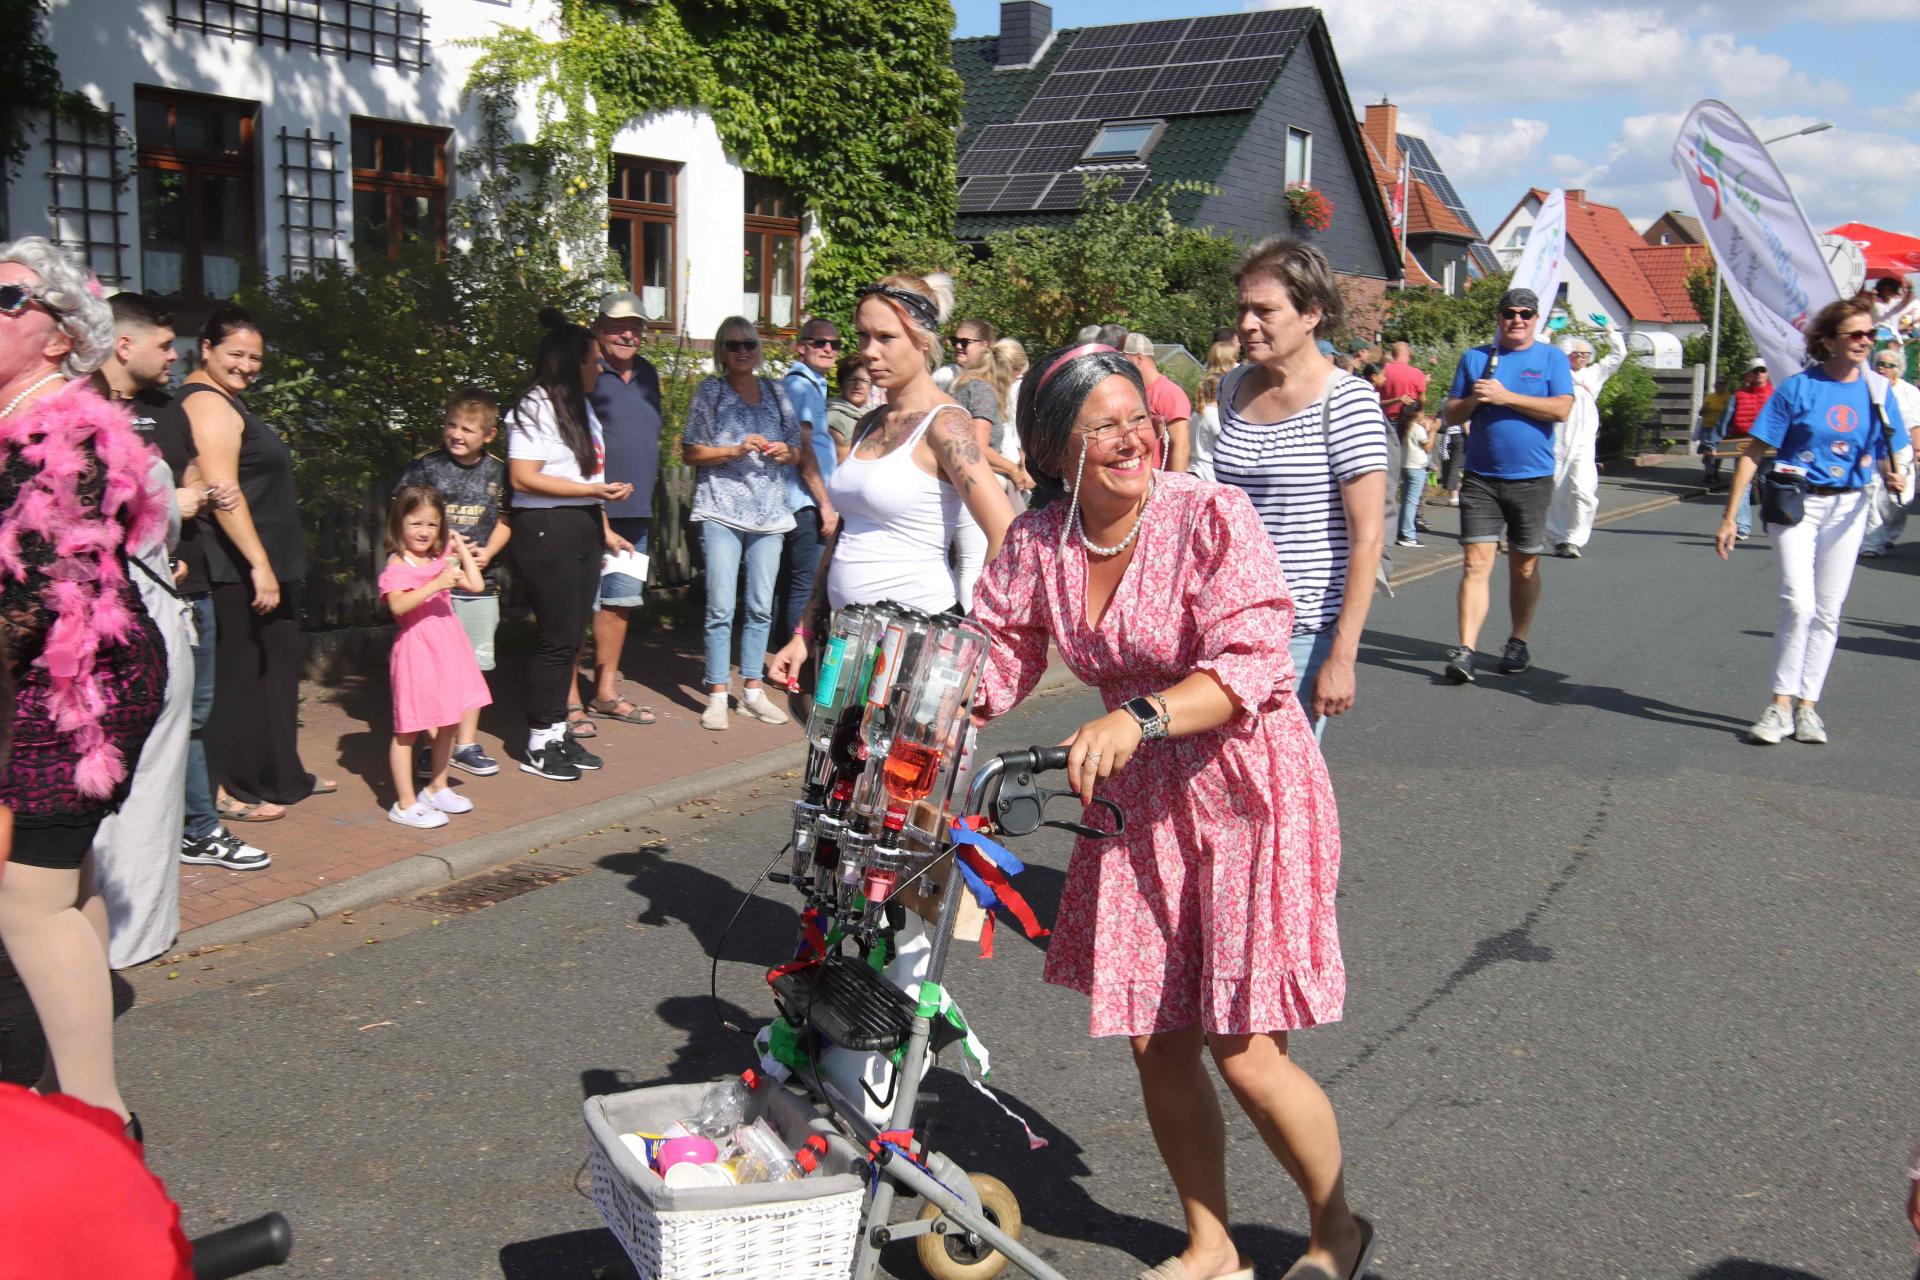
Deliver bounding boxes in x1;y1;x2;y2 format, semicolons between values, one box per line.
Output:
1;0;114;182
954;181;1239;355
1679;259;1755;388
1379;271;1512;411
463;0;963;317
1597;358;1657;457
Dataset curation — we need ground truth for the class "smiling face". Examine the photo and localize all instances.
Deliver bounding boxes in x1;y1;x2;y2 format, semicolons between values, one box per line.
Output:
1067;375;1155;518
199;324;263;394
717;322;760;378
401;504;443;557
442;409;495;461
1497;306;1537;351
856;297;931;392
1567;346;1592;371
594;316;643;370
797;323;840;374
1236;272;1321;369
952;322;990;371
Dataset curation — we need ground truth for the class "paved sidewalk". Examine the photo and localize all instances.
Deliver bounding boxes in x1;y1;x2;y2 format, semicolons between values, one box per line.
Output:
168;455;1705;953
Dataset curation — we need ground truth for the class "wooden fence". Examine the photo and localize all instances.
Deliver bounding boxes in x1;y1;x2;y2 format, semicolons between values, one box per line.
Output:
298;466;701;632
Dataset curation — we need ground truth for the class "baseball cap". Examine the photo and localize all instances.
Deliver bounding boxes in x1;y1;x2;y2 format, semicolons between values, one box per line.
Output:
1500;288;1539;313
1121;333;1155;355
1745;357;1767;372
597;290;648;321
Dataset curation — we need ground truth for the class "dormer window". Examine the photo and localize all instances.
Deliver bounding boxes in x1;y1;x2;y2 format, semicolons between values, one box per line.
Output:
1082;121;1162;163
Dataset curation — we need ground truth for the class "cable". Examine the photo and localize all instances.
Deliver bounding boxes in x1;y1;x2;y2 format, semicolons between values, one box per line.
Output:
708;839;790;1036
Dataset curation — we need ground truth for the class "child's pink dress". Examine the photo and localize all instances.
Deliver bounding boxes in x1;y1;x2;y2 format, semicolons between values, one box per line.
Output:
380;556;491;734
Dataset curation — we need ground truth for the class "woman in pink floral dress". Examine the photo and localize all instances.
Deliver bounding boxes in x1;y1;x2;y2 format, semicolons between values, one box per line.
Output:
972;344;1374;1280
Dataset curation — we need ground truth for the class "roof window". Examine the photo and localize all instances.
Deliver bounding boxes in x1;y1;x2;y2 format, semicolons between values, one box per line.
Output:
1082;121;1162;163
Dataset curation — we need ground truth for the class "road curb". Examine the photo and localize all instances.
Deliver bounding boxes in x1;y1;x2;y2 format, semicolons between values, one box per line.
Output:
174;662;1089;953
1385;488;1687;592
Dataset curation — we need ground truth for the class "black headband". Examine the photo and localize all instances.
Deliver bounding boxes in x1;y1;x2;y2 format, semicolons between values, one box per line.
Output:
855;282;940;334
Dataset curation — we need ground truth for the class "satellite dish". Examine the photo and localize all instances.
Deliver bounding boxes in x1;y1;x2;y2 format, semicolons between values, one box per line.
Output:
1819;233;1866;297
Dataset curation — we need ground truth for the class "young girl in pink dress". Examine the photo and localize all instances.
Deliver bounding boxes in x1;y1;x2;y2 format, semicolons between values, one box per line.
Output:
971;344;1374;1280
380;485;490;829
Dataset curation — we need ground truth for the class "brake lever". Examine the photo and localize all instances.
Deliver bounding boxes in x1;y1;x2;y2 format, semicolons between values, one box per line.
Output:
992;763;1127;840
1043;792;1125;840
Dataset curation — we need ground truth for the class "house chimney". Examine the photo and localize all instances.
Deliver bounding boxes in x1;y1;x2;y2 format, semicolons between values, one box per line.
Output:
996;1;1052;68
1566;189;1586;204
1363;100;1400;173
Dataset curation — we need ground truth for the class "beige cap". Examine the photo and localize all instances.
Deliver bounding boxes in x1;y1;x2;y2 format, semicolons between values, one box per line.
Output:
1746;357;1767;372
1121;332;1155;355
598;290;648;321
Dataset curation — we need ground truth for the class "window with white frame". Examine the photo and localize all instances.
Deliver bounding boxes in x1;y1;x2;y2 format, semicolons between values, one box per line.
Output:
1285;128;1312;186
1083;121;1162;162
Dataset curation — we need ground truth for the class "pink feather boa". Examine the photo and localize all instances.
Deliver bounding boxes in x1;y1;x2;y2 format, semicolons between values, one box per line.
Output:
0;380;165;799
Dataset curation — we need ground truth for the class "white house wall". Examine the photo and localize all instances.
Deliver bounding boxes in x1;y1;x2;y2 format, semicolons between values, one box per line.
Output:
9;0;767;334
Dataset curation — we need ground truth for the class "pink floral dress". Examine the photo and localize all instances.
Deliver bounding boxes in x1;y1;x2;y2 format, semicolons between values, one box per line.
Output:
972;473;1346;1038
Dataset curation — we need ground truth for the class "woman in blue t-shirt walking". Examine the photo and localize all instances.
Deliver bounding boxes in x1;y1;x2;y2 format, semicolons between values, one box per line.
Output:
1714;298;1908;745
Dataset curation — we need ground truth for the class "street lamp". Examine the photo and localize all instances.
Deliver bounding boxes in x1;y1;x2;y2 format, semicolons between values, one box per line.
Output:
1706;121;1833;383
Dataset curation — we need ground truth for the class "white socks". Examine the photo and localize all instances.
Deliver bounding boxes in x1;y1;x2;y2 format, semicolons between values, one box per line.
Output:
741;687;769;707
528;722;565;754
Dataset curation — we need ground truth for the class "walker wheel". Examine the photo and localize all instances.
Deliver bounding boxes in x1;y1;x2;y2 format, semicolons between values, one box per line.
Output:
916;1172;1022;1280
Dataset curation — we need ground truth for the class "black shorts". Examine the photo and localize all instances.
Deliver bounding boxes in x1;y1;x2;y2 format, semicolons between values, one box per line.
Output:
1459;471;1553;555
7;819;103;870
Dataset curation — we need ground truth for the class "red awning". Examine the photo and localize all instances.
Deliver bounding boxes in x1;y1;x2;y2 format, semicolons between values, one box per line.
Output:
1828;221;1920;278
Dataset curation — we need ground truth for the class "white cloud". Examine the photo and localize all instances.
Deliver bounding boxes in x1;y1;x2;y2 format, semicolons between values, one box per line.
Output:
1417;119;1553;184
1865;91;1920;129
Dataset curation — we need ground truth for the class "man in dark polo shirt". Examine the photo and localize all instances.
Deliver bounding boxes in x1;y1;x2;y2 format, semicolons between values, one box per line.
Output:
104;292;267;871
581;290;664;728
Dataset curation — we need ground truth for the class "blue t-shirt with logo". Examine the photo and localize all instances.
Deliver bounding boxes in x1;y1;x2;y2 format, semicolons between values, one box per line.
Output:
1448;342;1575;479
1749;367;1909;489
782;362;835;513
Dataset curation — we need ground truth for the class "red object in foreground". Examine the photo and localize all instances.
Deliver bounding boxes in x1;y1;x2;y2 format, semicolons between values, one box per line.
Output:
0;1083;194;1279
1828;221;1920;277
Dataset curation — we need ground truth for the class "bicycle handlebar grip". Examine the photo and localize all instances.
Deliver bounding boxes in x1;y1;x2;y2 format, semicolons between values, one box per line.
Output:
190;1213;292;1279
1031;746;1070;772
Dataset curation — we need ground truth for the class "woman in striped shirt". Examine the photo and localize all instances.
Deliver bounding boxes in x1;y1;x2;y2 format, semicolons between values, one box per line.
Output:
1212;238;1388;740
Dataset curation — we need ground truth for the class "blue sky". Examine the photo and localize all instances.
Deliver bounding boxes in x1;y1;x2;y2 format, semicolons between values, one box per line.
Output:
952;1;1920;243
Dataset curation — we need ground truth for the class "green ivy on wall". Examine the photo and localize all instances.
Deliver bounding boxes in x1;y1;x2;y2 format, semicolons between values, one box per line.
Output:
463;0;964;320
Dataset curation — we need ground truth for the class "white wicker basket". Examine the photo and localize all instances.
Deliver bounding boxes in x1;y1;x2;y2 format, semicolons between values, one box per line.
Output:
584;1081;866;1280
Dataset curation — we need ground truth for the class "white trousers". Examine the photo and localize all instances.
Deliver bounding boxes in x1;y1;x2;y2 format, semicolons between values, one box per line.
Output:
1545;417;1600;548
1767;489;1868;703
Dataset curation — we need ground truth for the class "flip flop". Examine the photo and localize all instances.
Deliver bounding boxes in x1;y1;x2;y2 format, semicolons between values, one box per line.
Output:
1280;1216;1375;1280
590;697;656;725
216;797;285;823
308;779;338;795
566;704;598;738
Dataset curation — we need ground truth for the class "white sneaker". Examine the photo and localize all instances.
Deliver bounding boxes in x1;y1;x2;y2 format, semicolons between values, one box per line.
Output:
738;692;790;725
389;799;449;829
701;697;730;731
1792;704;1828;744
1746;703;1793;745
425;786;473;814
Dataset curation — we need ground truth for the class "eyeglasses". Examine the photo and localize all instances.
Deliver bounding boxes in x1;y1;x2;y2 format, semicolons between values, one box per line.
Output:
1836;329;1875;343
951;337;982;350
1500;308;1537;321
0;282;48;317
803;338;842;351
1077;412;1158;449
723;338;761;353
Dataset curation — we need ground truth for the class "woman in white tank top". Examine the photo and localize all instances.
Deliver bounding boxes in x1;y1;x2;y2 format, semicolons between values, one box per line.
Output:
766;273;1014;689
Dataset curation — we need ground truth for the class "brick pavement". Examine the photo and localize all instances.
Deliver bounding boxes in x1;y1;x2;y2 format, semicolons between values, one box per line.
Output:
182;627;803;934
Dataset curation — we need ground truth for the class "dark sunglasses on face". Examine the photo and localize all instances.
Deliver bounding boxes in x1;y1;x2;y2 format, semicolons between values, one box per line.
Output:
0;282;47;316
952;337;981;350
1500;308;1536;321
803;338;842;351
723;338;761;353
1837;329;1874;342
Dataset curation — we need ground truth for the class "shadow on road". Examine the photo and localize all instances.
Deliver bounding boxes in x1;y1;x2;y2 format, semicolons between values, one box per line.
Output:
1689;1262;1831;1279
498;1227;637;1279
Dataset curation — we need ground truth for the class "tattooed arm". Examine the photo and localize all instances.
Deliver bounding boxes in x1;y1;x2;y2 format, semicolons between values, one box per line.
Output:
928;403;1015;561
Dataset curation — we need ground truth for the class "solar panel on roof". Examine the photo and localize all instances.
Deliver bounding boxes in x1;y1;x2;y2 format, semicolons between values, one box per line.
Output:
1076;23;1136;47
1134;89;1195;118
1057;44;1119;72
1113;41;1181;68
1154;61;1218;90
1213;58;1279;85
1197;82;1265;112
1188;12;1250;39
1096;67;1161;94
1036;173;1088;211
1236;30;1296;57
1173;36;1238;63
1000;174;1058;209
1132;18;1193;42
958;177;1010;212
1034;71;1101;99
1022;97;1088;123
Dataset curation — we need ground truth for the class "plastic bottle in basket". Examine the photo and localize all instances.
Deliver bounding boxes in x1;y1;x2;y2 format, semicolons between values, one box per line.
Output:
728;1119;827;1183
686;1068;763;1141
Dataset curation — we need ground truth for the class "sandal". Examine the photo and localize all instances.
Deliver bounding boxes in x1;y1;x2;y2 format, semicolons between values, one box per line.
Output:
590;697;656;725
565;704;598;738
308;779;338;796
216;796;286;823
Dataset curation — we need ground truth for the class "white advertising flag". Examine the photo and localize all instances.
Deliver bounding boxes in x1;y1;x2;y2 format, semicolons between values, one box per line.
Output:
1510;188;1567;338
1671;100;1839;380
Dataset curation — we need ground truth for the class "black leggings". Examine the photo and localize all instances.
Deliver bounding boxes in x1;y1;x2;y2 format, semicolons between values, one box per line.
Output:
208;578;314;805
511;505;603;730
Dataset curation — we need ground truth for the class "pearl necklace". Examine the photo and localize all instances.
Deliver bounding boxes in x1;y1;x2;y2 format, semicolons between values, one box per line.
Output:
1077;471;1156;557
0;372;63;419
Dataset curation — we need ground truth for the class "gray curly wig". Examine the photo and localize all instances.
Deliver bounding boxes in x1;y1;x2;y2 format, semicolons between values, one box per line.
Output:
0;237;114;377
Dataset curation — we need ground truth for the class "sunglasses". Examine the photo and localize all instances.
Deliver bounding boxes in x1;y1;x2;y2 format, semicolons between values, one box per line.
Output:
1836;329;1875;342
951;337;983;349
803;338;842;351
0;282;48;317
723;338;761;353
1500;308;1537;321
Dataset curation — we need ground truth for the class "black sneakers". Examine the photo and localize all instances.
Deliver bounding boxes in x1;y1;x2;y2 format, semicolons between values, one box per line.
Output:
561;733;603;771
1445;647;1476;684
520;740;581;781
1499;637;1532;673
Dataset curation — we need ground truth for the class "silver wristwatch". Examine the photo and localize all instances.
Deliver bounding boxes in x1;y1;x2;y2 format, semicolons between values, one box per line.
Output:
1124;695;1170;741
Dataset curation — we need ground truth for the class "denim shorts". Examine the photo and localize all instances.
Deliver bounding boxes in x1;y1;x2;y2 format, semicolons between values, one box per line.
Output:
598;517;652;609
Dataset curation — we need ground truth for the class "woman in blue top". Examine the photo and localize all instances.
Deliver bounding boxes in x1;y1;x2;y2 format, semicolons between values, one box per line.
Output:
1714;298;1907;745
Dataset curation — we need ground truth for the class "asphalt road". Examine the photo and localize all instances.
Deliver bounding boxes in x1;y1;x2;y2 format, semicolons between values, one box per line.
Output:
32;493;1920;1278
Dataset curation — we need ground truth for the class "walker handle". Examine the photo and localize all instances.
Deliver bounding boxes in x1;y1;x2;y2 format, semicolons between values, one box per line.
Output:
190;1213;293;1278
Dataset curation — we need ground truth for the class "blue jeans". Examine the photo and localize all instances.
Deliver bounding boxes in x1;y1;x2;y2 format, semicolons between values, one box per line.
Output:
701;521;783;687
780;506;823;644
597;517;651;610
1396;467;1427;542
184;592;218;840
1735;457;1770;537
1289;629;1335;743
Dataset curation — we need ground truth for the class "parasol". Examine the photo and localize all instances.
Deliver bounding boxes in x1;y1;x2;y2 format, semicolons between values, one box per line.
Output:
1827;221;1920;279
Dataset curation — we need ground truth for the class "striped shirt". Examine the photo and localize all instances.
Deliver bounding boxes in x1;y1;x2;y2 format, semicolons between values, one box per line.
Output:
1213;368;1389;635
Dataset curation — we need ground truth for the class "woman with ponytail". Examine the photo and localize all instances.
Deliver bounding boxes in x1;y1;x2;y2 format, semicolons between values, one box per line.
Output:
507;309;633;782
766;273;1013;687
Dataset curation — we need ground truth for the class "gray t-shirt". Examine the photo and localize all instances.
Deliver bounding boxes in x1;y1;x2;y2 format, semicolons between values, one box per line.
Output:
952;378;1000;437
396;450;508;597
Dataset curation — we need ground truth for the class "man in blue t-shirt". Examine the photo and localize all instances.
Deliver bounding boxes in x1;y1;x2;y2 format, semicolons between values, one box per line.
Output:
778;316;842;651
1441;288;1575;683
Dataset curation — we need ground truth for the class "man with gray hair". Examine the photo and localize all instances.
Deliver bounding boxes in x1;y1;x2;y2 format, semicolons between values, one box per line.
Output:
1122;332;1192;473
1544;320;1625;558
